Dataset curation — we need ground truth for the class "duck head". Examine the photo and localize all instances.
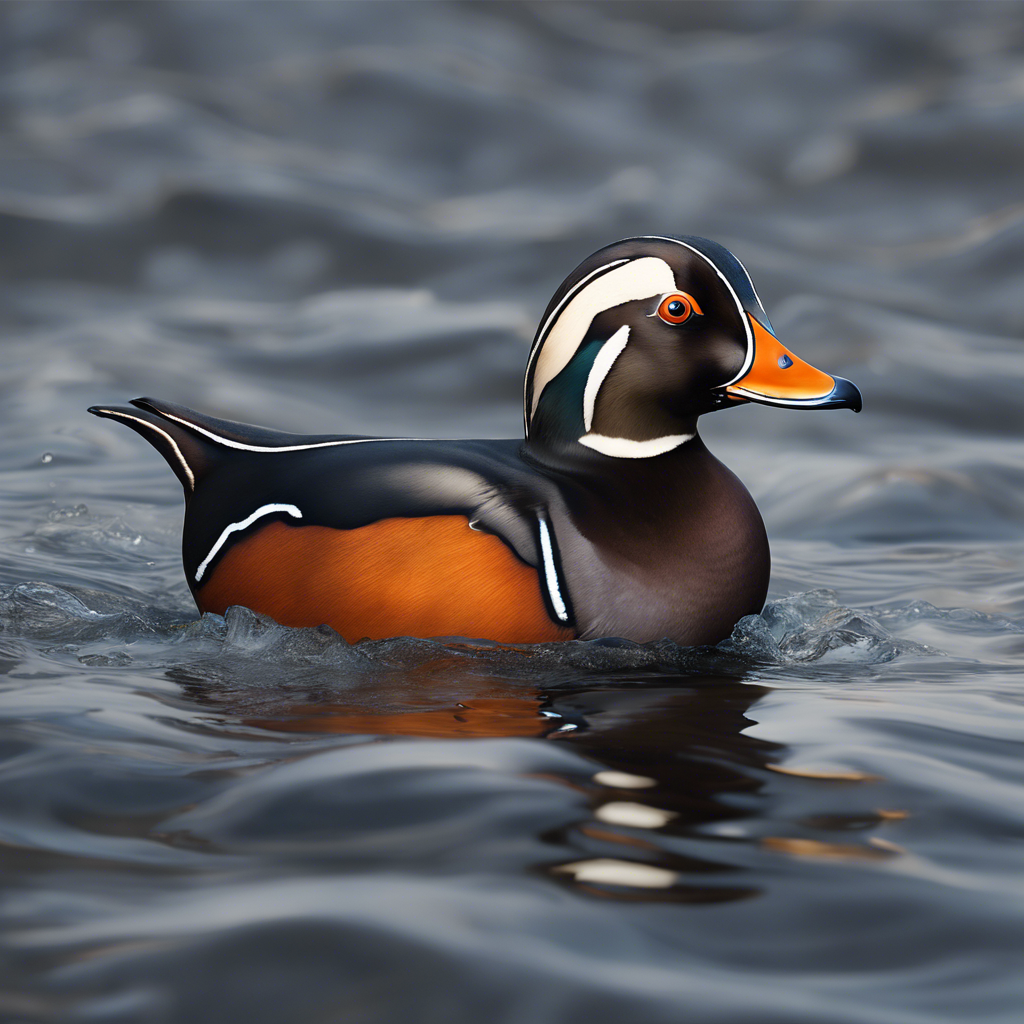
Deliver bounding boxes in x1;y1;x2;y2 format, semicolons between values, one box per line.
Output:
524;235;861;459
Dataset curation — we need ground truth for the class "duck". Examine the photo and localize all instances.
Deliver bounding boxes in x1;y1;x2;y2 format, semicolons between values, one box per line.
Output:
89;235;860;647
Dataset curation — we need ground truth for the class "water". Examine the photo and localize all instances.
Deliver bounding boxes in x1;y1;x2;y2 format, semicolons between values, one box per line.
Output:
2;2;1024;1021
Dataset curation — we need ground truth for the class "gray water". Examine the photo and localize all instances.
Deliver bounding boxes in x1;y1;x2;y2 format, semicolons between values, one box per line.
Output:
2;3;1024;1021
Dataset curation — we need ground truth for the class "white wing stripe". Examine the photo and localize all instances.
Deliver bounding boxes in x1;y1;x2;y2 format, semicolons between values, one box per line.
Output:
195;503;303;582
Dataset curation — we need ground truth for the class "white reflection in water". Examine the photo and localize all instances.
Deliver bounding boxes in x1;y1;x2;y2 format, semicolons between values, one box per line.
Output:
592;770;657;789
594;801;676;829
554;859;679;889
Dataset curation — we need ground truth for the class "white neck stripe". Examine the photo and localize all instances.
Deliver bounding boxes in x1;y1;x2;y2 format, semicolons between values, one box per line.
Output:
195;503;303;582
578;432;694;459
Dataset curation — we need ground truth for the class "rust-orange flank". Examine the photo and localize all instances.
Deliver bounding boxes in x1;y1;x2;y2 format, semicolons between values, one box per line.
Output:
197;516;573;644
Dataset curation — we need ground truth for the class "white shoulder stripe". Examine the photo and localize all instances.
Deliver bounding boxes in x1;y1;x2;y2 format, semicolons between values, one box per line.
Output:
195;503;303;582
151;408;425;454
537;517;569;623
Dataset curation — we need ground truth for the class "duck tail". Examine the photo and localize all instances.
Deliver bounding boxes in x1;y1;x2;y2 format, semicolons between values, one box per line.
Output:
88;397;229;497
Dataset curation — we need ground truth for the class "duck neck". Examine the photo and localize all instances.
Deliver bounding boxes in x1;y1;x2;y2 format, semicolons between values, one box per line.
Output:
524;428;767;569
523;428;709;520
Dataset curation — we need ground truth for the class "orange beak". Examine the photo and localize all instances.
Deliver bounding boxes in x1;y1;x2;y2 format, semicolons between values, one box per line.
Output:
724;314;861;412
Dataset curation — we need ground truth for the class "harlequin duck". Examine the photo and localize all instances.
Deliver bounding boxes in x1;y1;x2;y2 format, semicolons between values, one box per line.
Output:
89;236;860;646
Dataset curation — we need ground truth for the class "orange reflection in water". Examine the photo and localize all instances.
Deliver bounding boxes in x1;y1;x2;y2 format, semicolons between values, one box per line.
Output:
237;650;554;739
246;694;550;739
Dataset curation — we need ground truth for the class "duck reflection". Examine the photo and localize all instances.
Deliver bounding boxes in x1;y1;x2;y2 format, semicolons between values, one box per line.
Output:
205;658;779;905
229;651;557;739
541;678;778;903
166;648;554;738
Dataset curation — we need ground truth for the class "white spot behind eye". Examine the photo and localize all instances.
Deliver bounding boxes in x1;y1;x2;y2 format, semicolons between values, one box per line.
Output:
582;324;631;432
529;257;676;423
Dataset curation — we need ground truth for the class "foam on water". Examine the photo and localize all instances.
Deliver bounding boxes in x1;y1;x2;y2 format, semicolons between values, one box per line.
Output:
0;580;970;677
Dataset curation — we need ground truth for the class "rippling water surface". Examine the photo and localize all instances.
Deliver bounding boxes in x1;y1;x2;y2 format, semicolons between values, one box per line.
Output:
2;3;1024;1021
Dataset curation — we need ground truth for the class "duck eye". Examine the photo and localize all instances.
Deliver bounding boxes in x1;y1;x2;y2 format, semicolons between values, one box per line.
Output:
656;292;702;325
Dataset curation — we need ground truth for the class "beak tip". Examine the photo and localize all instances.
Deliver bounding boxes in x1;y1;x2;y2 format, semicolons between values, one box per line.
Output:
829;376;862;414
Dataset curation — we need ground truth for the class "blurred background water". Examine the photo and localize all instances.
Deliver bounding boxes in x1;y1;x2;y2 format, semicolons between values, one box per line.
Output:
1;2;1024;1021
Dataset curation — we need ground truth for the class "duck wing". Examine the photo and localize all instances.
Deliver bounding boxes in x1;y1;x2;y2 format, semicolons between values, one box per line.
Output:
89;398;574;636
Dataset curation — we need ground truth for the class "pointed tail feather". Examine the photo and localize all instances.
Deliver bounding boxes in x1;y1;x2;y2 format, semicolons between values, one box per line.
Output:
88;402;226;495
